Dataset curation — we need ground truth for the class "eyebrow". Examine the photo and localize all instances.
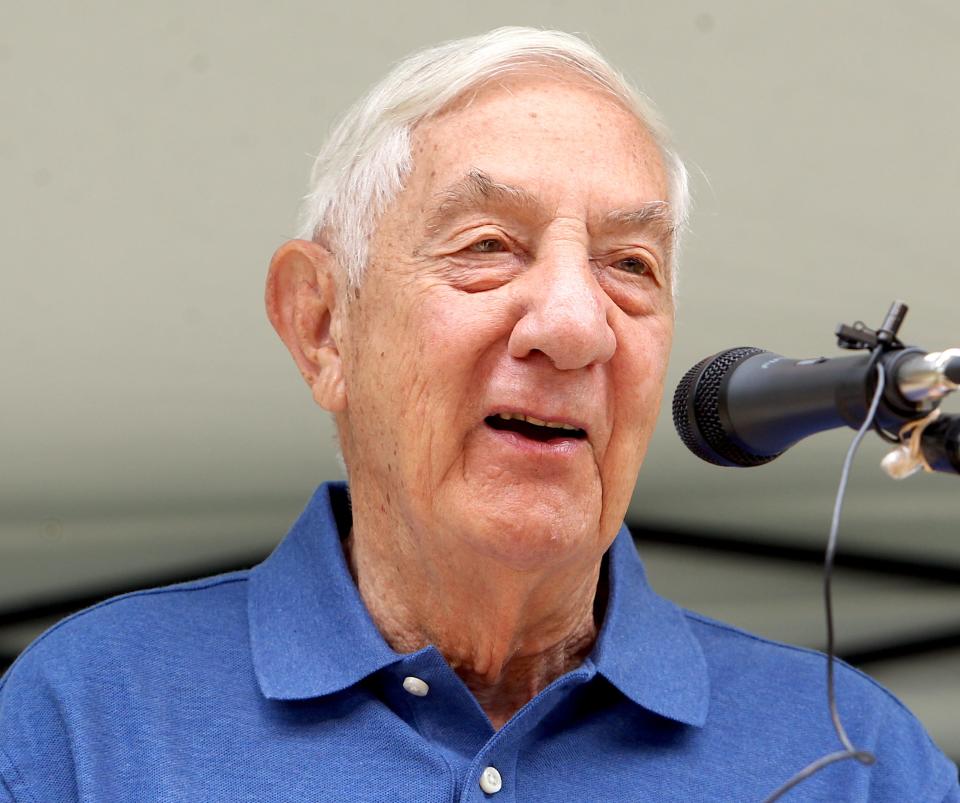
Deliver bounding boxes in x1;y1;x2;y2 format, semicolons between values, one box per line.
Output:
601;202;675;235
601;201;677;262
425;169;676;253
425;169;543;233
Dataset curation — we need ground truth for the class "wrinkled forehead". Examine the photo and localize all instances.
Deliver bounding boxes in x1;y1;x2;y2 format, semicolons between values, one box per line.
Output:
428;62;643;133
392;74;671;247
408;75;666;199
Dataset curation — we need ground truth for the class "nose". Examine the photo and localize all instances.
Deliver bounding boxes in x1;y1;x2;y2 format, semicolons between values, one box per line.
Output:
507;244;617;370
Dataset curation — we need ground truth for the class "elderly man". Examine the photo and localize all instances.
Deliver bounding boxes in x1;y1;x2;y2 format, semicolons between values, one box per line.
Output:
1;27;957;803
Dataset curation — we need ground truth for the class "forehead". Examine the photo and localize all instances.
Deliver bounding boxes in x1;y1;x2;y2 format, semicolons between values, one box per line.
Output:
403;74;669;215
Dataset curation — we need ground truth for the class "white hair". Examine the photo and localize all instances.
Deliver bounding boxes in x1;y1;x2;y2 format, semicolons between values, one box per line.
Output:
296;27;690;293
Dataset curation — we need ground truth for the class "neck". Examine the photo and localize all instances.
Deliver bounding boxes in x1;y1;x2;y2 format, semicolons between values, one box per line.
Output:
343;501;604;729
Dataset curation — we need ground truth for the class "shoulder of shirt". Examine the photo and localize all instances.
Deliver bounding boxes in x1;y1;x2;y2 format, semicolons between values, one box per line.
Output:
681;611;960;793
680;606;922;715
0;569;251;692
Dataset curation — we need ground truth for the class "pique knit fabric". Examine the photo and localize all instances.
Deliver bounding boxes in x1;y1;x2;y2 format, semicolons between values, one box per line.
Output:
1;482;957;802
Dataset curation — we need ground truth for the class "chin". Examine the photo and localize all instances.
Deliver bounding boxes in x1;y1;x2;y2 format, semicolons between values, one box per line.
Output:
448;481;603;572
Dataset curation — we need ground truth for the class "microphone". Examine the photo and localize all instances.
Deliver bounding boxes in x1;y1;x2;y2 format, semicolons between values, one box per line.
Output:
672;345;960;468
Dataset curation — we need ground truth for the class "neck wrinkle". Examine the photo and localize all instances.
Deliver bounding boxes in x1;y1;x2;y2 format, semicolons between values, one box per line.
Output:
343;506;604;729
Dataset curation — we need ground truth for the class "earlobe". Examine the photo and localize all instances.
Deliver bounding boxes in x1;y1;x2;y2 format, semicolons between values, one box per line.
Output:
310;364;346;411
265;240;347;413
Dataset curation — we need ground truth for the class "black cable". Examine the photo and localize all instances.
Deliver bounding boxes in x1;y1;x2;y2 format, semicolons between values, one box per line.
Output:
863;344;900;444
762;354;885;802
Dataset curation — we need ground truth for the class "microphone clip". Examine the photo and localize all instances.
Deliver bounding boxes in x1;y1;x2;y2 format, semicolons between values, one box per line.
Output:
835;300;909;352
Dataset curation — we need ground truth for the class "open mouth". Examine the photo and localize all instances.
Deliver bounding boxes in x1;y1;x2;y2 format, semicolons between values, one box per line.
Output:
484;413;587;443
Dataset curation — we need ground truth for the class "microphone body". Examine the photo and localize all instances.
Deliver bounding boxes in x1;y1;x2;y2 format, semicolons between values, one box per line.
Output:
673;346;931;467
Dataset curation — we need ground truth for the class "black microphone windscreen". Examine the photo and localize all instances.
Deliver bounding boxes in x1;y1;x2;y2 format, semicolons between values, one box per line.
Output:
672;346;782;468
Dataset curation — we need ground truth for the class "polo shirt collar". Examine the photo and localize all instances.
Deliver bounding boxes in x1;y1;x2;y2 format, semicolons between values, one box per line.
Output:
248;482;710;728
248;482;400;700
591;525;710;727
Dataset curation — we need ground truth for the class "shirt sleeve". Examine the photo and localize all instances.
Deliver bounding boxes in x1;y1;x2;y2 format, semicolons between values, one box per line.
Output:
939;768;960;802
0;745;35;803
0;640;79;803
864;685;960;802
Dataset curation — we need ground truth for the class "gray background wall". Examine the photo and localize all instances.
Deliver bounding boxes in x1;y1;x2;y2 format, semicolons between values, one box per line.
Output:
3;0;958;760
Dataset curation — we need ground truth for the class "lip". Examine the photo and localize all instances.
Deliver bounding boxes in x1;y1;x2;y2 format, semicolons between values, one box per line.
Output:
479;422;588;458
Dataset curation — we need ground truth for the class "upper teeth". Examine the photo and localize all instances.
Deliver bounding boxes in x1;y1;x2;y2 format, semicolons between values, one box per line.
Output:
496;412;579;431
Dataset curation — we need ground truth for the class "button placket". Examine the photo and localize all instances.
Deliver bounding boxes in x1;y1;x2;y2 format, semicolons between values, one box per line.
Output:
465;669;591;801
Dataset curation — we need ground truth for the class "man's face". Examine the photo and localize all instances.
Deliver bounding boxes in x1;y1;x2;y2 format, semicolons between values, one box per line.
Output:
338;73;674;570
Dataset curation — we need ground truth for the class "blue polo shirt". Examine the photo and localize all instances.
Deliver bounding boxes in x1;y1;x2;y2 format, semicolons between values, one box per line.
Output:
1;482;956;802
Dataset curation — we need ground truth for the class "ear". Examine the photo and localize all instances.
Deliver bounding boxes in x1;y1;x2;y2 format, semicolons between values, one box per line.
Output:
265;239;347;413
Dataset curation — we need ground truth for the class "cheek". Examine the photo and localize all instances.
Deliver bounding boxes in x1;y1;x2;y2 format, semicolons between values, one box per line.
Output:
347;286;513;476
406;293;510;427
608;317;673;456
340;292;427;468
417;284;519;369
593;318;672;529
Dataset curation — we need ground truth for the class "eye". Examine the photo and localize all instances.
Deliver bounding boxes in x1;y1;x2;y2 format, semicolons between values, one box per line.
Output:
469;237;508;253
612;255;650;276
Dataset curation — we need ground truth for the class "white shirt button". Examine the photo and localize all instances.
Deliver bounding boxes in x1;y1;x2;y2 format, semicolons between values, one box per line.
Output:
479;766;502;794
401;676;430;697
